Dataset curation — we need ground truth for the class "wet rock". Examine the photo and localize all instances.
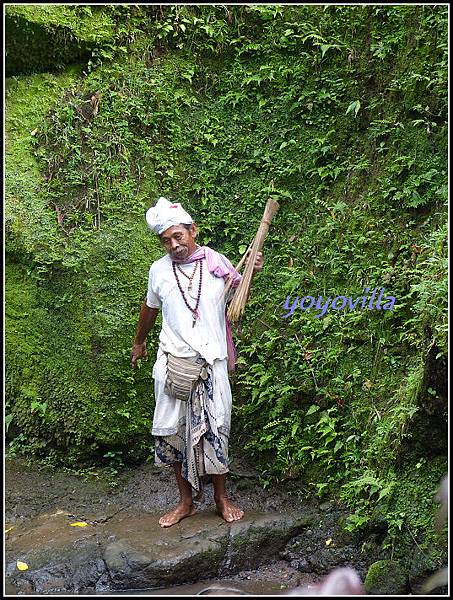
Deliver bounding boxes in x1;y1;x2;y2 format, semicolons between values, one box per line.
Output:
281;522;377;583
6;508;311;593
219;512;311;575
5;510;109;594
10;457;440;595
278;549;293;561
290;558;310;573
103;512;228;589
319;500;335;512
364;559;408;594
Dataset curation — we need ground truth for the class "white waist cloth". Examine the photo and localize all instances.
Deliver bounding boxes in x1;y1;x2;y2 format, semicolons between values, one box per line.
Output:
151;349;232;437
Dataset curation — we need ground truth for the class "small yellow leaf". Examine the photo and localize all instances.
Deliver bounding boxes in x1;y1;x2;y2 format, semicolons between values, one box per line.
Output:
17;561;29;571
70;522;88;527
325;538;333;546
5;526;14;533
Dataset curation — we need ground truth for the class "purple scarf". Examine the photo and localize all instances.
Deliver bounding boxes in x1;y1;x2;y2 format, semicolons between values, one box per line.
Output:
173;246;241;371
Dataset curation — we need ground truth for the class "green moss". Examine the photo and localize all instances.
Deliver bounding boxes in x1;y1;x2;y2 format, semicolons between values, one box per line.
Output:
5;5;115;76
5;69;81;257
5;262;43;393
365;560;408;594
6;69;80;173
6;5;115;43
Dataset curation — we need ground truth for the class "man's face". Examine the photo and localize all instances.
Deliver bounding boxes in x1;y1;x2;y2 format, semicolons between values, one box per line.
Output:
160;223;197;260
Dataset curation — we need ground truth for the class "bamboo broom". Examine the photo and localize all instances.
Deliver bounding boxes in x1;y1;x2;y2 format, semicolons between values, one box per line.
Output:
226;198;279;322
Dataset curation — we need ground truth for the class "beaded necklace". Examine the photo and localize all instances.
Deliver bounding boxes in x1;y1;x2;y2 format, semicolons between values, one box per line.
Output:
172;258;203;327
176;261;199;296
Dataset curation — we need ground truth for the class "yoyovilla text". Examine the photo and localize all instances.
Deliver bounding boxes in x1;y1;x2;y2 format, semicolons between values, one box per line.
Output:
282;287;396;319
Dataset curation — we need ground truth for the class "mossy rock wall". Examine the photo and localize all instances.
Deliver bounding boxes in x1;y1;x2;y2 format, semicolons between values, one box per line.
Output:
5;5;117;76
5;4;447;559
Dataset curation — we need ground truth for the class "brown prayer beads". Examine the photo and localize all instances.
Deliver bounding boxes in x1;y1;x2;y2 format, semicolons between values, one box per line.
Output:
172;259;203;326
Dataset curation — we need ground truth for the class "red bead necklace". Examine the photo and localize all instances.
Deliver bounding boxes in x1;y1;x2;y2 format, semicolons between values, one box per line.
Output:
172;259;203;327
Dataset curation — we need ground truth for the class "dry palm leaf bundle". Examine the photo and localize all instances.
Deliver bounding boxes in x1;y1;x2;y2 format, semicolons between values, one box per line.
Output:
225;198;279;322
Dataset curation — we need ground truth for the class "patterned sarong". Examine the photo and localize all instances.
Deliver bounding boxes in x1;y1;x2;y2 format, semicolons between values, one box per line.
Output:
154;364;229;491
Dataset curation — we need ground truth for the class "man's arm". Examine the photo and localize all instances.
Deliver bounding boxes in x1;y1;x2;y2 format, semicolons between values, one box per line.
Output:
131;302;159;368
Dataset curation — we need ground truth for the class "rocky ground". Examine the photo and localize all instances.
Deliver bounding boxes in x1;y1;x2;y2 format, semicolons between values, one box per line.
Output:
4;455;447;595
5;455;322;595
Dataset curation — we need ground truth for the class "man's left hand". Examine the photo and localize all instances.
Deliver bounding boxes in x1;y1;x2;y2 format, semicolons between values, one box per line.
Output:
253;251;264;273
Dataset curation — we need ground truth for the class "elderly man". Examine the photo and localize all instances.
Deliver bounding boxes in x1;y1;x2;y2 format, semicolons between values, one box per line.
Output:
131;197;263;527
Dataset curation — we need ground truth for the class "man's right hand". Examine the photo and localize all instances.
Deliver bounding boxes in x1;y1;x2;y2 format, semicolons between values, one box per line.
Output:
131;342;148;368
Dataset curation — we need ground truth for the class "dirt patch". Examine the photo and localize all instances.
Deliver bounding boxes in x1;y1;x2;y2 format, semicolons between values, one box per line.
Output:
5;454;316;525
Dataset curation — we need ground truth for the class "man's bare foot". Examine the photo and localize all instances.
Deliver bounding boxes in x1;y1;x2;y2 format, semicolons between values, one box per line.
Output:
215;497;244;523
159;503;197;528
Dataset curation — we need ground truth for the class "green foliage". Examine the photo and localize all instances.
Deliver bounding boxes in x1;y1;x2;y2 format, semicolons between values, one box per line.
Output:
403;222;448;356
5;3;447;561
5;5;115;76
341;454;447;562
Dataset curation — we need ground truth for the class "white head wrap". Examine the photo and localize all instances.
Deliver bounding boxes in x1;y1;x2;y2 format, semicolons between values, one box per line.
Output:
145;197;193;235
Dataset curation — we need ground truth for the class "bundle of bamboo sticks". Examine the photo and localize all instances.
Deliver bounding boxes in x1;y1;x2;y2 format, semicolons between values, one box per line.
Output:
226;198;279;322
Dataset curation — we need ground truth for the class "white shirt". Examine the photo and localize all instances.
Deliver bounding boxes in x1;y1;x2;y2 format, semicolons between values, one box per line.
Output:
146;253;228;365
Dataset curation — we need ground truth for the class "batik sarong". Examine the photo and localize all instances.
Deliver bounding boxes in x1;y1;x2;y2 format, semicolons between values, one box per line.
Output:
154;364;229;491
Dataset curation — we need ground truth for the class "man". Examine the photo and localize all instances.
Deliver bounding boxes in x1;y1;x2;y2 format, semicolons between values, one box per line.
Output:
131;197;263;528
